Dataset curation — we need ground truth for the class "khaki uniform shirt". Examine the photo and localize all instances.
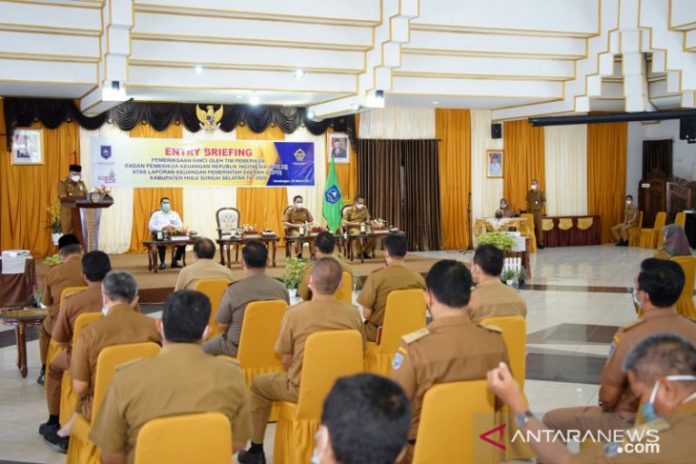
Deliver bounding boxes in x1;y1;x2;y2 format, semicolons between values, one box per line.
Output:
173;258;234;291
571;400;696;463
468;278;527;322
52;281;102;349
526;190;546;212
390;315;509;439
343;206;371;234
276;294;366;390
71;304;161;419
624;204;638;225
57;177;87;234
600;309;696;414
298;254;353;301
89;344;251;464
357;263;426;338
284;206;314;225
41;254;85;319
500;206;515;218
217;273;289;350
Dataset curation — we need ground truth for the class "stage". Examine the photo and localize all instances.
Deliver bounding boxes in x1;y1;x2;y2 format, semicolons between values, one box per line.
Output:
35;251;440;304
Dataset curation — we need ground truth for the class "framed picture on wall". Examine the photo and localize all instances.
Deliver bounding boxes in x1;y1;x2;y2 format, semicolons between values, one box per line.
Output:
328;133;350;164
486;150;503;178
11;129;44;165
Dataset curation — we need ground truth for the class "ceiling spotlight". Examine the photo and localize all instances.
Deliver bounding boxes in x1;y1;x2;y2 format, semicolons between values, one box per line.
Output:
432;100;440;105
307;110;316;120
293;69;306;79
249;94;260;106
194;65;203;75
350;103;360;111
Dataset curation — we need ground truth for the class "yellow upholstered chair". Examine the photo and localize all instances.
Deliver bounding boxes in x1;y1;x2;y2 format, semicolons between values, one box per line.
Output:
134;412;231;464
45;286;88;389
481;316;526;390
519;213;537;253
628;211;644;247
672;256;696;320
274;330;363;464
67;342;161;464
334;271;353;304
412;381;498;464
675;211;686;227
639;211;666;249
192;278;231;339
59;312;103;425
364;289;427;375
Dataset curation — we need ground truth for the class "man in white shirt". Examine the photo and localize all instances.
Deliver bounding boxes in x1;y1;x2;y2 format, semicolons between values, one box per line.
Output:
148;197;185;270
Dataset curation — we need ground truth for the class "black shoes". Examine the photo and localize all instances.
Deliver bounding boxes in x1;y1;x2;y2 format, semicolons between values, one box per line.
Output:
538;244;545;249
615;240;629;247
238;450;267;464
158;262;166;270
36;365;45;386
39;423;68;453
171;261;183;269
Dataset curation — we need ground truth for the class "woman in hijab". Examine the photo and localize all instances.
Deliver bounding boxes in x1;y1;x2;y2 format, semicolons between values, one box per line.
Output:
655;224;692;259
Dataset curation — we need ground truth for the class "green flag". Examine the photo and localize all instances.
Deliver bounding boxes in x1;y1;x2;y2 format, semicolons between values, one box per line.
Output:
323;156;343;232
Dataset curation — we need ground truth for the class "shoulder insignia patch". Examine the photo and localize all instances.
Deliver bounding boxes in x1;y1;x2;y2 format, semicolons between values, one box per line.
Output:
402;328;430;344
478;324;503;333
392;352;405;370
621;319;646;332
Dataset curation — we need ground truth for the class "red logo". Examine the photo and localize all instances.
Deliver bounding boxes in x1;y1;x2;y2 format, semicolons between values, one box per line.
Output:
479;423;506;450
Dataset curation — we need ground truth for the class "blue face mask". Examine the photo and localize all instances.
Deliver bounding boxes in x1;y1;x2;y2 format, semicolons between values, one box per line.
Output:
640;375;696;422
162;203;171;212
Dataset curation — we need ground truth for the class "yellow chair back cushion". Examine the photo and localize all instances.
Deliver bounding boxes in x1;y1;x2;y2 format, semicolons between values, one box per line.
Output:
675;211;686;227
333;271;352;303
671;256;696;319
134;412;231;464
412;381;497;464
377;289;427;354
481;316;527;388
192;278;232;339
236;300;288;369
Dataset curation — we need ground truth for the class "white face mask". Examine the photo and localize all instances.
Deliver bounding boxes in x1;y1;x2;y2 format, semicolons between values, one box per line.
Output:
356;204;365;210
295;202;304;209
531;184;538;191
632;288;642;307
70;175;81;183
626;200;632;205
310;426;329;464
101;305;109;316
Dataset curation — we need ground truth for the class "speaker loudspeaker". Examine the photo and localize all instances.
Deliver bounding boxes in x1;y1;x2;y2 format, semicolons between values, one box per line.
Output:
491;123;502;139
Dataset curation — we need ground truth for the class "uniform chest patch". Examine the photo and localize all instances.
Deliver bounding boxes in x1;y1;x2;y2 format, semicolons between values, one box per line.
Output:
392;353;405;370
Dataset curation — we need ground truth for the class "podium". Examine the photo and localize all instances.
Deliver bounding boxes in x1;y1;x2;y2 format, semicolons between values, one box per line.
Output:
63;197;114;251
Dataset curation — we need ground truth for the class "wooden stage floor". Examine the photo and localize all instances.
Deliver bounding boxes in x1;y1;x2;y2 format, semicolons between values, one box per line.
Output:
35;250;438;304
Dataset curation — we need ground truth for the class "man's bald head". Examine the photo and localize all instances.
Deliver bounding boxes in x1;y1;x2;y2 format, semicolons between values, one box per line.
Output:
311;258;343;295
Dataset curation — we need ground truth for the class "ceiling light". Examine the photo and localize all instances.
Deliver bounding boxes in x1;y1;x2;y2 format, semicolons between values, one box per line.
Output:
249;95;260;106
432;100;440;105
293;69;306;79
235;95;244;99
307;110;316;120
194;65;203;75
350;103;360;111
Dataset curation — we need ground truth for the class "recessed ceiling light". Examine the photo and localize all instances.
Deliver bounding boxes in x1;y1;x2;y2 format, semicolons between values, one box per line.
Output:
432;100;440;105
350;103;360;111
194;65;203;75
235;95;244;99
249;95;260;106
307;110;316;120
293;69;306;79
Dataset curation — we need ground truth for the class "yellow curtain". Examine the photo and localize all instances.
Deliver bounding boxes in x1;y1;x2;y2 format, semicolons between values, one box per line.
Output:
587;122;627;243
128;123;184;252
236;125;288;238
436;109;472;249
503;120;545;212
0;100;80;257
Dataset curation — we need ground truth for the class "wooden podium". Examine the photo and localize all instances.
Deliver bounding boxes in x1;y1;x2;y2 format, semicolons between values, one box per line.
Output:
63;197;114;251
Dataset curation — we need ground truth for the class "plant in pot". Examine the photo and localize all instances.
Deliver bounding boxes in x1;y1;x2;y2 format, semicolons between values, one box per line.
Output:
46;200;62;245
477;232;514;252
281;257;311;297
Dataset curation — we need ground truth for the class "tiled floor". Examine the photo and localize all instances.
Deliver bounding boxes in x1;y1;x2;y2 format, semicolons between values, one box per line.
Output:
0;245;668;463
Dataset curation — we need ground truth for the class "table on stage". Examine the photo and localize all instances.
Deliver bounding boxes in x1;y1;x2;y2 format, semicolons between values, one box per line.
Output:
473;217;529;236
345;230;396;263
216;234;280;268
0;257;36;308
0;308;48;377
541;215;601;247
142;238;197;273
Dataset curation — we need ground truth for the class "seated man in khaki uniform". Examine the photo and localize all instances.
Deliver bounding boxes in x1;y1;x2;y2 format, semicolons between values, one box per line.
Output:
57;163;87;235
298;231;352;301
90;290;251;464
314;373;411;464
238;259;366;464
391;260;508;461
283;195;314;258
203;241;289;357
488;333;696;464
38;234;84;386
543;258;696;435
40;250;111;450
174;237;234;291
468;244;527;322
64;272;161;444
358;233;426;342
342;194;376;260
611;195;639;246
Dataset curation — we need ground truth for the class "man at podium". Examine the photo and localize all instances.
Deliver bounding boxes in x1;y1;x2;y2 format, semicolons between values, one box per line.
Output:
57;164;87;235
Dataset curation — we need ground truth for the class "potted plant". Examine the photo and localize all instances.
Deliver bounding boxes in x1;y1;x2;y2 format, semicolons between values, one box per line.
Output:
501;268;518;286
46;200;62;245
282;257;311;297
477;232;514;251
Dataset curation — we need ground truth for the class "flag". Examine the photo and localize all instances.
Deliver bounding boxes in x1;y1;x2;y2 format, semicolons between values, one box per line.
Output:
323;156;343;232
